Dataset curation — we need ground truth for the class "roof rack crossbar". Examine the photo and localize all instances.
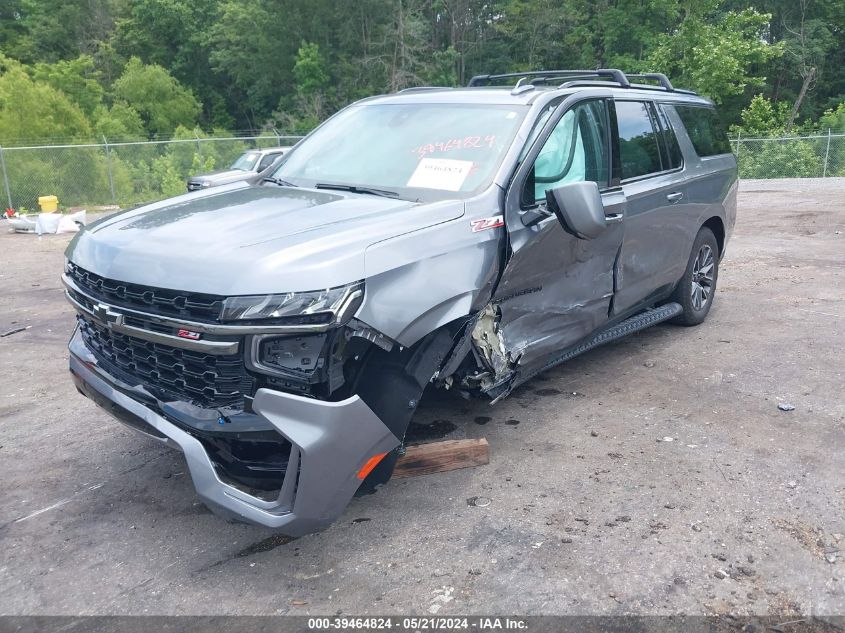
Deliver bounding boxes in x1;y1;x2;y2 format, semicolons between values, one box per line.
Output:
626;73;674;91
398;86;453;93
558;80;624;90
468;69;630;88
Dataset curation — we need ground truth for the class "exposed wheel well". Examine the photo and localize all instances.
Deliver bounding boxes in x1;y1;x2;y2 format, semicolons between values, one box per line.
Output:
702;216;725;257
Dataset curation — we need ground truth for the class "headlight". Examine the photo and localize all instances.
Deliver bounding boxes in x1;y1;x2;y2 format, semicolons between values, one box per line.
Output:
220;282;364;324
201;181;211;188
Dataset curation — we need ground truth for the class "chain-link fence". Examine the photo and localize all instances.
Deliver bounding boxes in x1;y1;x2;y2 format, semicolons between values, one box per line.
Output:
2;131;845;213
732;130;845;179
0;134;304;212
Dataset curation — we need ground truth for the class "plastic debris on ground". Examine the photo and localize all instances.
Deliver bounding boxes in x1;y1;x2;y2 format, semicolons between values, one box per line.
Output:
5;211;87;235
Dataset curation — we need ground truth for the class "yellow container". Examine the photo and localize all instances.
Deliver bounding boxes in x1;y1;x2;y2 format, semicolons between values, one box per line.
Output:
38;195;58;213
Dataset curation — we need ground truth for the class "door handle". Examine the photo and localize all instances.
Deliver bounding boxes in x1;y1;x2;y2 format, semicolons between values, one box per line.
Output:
605;213;623;224
666;191;684;203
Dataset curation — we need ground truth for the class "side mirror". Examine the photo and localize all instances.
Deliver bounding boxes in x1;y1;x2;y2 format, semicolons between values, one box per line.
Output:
546;181;607;240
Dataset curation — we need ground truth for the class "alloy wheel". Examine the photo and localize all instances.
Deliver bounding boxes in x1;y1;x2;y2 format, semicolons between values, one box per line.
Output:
690;244;714;311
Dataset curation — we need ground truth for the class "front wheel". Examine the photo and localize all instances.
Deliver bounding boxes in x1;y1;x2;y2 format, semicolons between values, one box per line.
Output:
670;227;719;326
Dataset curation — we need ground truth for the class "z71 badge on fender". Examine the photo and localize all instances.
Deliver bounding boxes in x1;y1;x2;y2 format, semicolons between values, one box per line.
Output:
471;215;504;232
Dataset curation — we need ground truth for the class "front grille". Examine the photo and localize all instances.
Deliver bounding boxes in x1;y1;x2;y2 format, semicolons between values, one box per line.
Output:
67;262;224;323
78;314;255;410
187;181;203;191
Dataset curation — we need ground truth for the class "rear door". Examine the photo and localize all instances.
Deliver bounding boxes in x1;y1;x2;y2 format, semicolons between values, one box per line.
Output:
669;103;738;251
610;99;692;315
495;96;625;375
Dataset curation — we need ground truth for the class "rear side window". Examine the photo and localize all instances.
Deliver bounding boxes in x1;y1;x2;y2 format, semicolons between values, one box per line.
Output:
673;105;731;156
655;105;683;170
257;152;281;171
615;101;662;180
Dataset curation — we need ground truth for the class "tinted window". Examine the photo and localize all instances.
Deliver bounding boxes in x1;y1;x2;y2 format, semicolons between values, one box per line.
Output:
615;101;662;179
257;153;281;170
656;105;683;169
673;105;731;156
526;100;609;203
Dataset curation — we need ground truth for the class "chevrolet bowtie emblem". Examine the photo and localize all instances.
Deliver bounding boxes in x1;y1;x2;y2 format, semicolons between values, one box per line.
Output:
92;303;123;327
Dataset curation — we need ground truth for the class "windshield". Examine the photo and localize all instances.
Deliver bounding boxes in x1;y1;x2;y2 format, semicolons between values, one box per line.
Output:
272;103;526;200
230;151;261;171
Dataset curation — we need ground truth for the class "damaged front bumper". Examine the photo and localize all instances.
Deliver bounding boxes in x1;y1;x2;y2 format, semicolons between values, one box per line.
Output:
69;329;399;535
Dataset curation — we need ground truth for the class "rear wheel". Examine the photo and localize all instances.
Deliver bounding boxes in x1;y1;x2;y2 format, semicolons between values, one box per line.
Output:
670;227;719;326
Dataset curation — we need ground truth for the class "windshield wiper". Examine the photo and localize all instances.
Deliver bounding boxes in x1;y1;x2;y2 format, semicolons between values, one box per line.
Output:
262;176;297;187
315;183;400;199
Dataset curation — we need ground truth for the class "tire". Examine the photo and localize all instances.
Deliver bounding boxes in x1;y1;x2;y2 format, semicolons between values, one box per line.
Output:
670;227;719;326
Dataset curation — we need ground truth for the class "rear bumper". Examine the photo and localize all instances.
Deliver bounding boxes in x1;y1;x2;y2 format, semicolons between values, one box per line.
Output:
69;329;399;535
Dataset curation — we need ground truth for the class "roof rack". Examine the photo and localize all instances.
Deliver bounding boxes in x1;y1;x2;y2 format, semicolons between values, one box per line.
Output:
467;69;696;95
398;86;453;93
468;69;630;88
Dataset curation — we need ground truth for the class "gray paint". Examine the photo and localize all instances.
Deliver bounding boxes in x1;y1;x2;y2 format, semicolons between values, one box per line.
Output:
487;90;736;388
64;81;737;534
548;181;613;240
68;184;465;296
70;329;398;534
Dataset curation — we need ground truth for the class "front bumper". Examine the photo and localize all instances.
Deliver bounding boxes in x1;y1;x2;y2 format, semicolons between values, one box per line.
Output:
69;329;399;535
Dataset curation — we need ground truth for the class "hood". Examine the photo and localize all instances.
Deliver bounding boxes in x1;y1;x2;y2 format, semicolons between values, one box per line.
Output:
189;169;252;185
66;183;464;295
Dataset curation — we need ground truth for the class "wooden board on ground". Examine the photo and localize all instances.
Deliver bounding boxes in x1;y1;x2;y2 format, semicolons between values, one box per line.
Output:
393;438;489;479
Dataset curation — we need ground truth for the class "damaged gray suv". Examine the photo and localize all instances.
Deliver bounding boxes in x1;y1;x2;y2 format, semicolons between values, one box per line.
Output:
64;69;737;535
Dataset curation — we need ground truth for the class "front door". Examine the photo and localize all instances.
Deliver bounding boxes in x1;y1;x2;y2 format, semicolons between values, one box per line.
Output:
493;96;625;379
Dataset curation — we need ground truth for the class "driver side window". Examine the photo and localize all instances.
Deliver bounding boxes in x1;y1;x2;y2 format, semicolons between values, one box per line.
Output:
524;100;610;205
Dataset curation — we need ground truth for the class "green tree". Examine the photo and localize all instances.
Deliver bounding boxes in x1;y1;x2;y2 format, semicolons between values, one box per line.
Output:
0;55;91;143
818;103;845;131
93;102;146;140
423;47;460;86
31;55;104;117
2;0;845;142
0;0;118;64
113;0;226;121
647;8;783;104
293;42;330;97
207;0;297;128
731;95;792;136
112;57;201;136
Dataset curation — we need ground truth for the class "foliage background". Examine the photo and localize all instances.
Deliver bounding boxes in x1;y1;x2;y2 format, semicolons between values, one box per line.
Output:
1;0;845;207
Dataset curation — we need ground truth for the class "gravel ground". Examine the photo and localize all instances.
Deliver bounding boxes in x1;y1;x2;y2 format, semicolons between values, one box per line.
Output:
0;179;843;617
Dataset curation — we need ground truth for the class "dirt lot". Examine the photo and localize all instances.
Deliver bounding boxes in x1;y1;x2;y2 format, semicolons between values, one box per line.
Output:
0;179;843;617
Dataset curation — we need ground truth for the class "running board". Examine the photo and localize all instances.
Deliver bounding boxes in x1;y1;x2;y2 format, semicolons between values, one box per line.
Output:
489;302;683;403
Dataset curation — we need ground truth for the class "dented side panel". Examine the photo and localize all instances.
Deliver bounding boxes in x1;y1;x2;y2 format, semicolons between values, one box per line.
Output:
355;190;504;348
484;91;628;385
491;207;624;378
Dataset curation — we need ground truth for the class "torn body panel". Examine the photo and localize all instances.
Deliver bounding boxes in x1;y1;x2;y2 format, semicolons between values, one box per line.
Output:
355;193;503;349
480;193;625;391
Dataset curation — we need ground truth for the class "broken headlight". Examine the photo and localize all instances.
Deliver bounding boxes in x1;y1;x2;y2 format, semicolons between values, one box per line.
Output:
220;282;364;324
